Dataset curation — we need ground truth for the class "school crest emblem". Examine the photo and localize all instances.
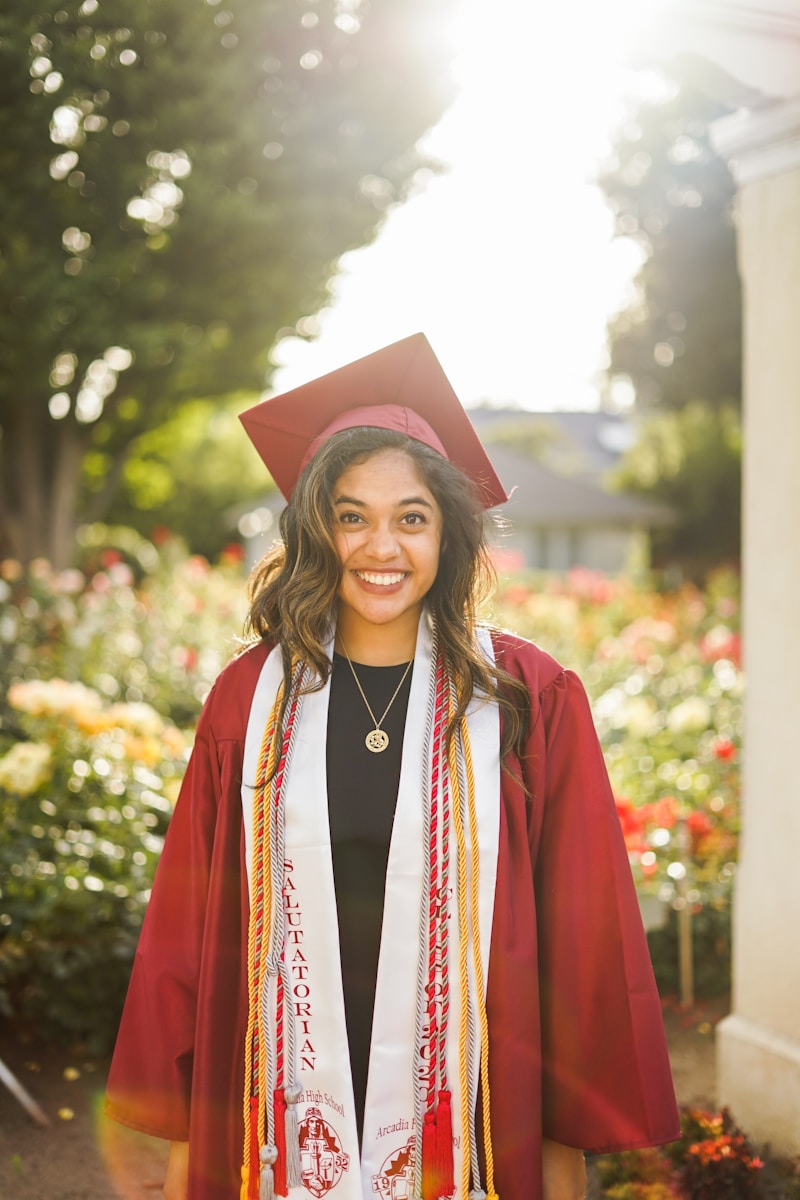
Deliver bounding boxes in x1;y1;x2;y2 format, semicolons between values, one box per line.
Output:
299;1107;350;1197
370;1138;415;1200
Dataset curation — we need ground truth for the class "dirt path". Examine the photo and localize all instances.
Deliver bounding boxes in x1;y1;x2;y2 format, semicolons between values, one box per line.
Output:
0;999;724;1200
0;1033;168;1200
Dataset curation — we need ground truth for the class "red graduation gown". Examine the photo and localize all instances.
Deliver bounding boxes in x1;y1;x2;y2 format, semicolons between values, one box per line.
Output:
105;632;680;1198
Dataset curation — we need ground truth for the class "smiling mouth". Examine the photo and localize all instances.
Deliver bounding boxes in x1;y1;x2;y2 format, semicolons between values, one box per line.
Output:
353;570;408;586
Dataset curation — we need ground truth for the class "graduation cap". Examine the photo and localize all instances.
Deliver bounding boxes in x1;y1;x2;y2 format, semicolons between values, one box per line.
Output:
239;333;508;509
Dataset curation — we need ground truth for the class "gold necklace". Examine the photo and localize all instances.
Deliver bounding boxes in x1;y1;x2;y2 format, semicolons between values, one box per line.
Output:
339;643;414;753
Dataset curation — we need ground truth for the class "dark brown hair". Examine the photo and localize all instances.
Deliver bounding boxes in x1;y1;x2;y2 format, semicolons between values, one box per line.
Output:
246;427;530;761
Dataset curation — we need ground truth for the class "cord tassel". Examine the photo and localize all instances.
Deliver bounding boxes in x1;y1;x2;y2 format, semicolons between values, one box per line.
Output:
259;1146;277;1200
422;1108;440;1200
435;1089;455;1196
272;1090;287;1197
283;1084;303;1189
241;1097;261;1200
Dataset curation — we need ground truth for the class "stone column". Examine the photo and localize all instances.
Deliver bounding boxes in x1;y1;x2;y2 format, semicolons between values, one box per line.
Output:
711;98;800;1156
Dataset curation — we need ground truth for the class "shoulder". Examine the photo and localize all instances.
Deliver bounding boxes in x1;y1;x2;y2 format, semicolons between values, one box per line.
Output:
215;639;274;689
201;640;275;740
488;627;565;697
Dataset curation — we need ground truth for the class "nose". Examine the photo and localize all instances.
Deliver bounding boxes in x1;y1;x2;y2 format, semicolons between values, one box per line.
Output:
365;522;401;560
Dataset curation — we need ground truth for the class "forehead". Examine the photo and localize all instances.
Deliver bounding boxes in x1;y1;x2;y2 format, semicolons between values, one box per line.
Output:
333;448;433;496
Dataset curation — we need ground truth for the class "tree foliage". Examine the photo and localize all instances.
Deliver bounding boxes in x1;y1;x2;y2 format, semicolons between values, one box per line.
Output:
599;80;741;412
101;396;270;558
612;402;742;573
599;79;743;573
0;0;455;566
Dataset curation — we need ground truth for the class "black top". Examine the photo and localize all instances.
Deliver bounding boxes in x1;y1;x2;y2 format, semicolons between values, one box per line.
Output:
326;652;413;1140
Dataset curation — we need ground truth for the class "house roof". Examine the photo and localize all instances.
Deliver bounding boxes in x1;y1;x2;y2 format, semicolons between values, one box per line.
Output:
489;444;674;527
469;407;637;483
467;408;673;528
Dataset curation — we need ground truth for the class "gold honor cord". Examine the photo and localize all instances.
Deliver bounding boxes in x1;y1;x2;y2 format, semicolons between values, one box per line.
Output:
241;684;284;1200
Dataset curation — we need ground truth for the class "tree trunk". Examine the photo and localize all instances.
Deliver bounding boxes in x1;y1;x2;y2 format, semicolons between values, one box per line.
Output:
47;423;85;569
0;412;87;569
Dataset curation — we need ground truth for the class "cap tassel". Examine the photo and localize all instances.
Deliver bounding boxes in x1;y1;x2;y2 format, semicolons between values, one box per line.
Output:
435;1089;455;1197
272;1091;287;1197
259;1146;277;1200
422;1109;441;1200
284;1084;303;1189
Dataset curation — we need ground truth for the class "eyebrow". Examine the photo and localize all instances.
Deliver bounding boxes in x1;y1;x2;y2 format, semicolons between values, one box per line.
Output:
334;493;434;509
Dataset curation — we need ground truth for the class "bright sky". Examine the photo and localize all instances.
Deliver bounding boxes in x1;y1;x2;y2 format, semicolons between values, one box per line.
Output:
269;0;670;411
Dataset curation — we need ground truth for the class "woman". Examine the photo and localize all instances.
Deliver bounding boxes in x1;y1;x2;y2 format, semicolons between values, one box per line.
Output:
106;335;679;1200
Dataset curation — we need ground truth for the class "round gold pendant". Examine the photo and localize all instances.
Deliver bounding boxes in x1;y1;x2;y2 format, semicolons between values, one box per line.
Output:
365;728;389;753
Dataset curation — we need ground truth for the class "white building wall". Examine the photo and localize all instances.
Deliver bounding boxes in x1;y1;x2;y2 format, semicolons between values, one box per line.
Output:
494;524;639;573
713;121;800;1156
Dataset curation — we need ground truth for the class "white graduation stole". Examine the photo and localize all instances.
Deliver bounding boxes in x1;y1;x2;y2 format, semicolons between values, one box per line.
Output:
242;615;500;1200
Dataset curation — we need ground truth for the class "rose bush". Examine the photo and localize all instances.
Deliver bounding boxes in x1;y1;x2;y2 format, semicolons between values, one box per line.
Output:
1;541;741;1047
0;531;247;1049
491;566;741;996
0;525;248;727
0;676;189;1050
595;1107;786;1200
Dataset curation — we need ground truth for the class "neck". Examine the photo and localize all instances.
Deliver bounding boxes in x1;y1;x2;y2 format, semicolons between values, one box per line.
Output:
335;610;420;666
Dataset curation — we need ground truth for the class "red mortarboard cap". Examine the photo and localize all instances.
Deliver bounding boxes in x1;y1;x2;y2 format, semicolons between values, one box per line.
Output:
239;333;508;509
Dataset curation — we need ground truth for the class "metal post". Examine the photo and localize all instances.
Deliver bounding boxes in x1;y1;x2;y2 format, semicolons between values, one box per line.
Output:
0;1055;51;1126
676;817;694;1009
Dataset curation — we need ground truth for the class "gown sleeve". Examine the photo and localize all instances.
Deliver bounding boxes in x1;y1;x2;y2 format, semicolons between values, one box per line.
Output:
531;666;679;1152
104;681;223;1141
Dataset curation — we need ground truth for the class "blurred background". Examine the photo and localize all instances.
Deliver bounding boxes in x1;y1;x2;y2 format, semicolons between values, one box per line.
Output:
1;0;799;1196
0;0;744;574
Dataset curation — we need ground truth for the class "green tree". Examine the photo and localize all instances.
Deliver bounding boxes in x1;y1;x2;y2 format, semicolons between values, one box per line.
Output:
0;0;455;567
612;401;742;573
98;396;270;559
599;80;741;412
599;79;743;572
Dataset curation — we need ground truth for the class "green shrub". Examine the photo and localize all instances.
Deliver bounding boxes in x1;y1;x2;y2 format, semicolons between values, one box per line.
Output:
493;567;741;999
0;531;247;727
0;679;188;1052
604;1185;676;1200
598;1108;766;1200
0;551;742;1047
596;1147;674;1189
677;1108;763;1198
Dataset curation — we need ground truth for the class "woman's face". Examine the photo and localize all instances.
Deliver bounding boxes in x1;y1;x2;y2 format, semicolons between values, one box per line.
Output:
331;448;443;651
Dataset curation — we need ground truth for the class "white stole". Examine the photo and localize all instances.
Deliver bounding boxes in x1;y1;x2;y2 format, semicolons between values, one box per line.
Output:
241;616;500;1200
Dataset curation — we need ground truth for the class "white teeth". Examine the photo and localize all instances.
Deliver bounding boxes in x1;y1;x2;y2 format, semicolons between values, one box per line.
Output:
355;571;406;586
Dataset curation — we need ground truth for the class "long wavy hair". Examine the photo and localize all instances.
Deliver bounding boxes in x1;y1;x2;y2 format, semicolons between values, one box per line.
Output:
246;427;530;762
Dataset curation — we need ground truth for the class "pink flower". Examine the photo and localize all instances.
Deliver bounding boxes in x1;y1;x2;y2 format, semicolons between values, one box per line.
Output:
490;548;526;574
700;626;741;666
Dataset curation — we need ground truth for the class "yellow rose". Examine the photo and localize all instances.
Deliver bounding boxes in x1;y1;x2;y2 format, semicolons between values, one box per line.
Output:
0;742;52;795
